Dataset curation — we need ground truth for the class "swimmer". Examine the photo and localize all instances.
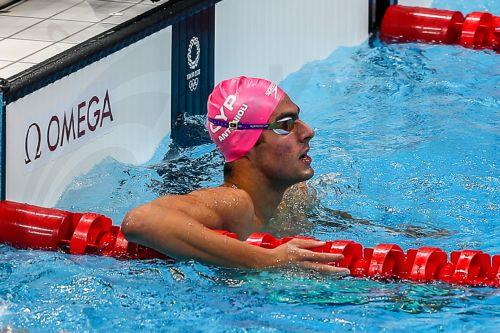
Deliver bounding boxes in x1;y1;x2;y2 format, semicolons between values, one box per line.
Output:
122;76;349;275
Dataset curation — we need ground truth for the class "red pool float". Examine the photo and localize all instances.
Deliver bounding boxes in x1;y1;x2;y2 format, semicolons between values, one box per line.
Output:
0;200;498;287
380;5;500;52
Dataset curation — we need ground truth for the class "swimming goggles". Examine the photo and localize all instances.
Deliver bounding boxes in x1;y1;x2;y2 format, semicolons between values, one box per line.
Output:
208;114;298;135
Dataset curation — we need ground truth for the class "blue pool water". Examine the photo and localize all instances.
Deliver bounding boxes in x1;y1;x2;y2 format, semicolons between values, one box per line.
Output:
2;3;500;333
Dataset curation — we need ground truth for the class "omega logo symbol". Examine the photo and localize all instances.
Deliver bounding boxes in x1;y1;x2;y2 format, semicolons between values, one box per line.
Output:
24;123;42;164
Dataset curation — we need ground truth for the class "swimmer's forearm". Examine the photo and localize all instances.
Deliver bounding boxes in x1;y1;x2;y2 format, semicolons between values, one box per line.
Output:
163;221;274;268
122;205;273;268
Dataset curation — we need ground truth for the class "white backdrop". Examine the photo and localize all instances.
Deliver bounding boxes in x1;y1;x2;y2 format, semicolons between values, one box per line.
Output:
6;27;172;206
215;0;369;84
398;0;433;7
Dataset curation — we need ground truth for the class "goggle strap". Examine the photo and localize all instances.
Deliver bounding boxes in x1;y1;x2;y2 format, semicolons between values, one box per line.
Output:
208;117;270;130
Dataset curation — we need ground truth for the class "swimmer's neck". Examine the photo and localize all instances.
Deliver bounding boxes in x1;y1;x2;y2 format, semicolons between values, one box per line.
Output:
223;166;289;224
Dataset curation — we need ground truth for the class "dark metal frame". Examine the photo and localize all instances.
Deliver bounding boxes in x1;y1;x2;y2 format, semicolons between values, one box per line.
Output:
0;79;6;200
0;0;22;11
369;0;398;34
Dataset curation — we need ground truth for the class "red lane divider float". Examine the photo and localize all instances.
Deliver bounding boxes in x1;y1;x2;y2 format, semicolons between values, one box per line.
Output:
380;5;500;52
0;200;498;287
213;231;499;287
0;201;169;260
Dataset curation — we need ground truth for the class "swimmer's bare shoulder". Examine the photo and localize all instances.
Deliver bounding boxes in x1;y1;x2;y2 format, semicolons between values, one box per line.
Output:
151;187;255;239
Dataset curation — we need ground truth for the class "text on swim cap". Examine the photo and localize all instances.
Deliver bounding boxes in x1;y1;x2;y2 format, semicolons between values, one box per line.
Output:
209;94;236;134
218;103;248;142
209;94;248;142
265;83;278;98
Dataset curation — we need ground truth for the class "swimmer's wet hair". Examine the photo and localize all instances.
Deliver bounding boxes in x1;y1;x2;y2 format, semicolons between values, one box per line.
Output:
223;135;267;179
223;163;233;179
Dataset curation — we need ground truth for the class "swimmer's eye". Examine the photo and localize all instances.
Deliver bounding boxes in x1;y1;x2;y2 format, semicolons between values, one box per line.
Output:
269;115;298;135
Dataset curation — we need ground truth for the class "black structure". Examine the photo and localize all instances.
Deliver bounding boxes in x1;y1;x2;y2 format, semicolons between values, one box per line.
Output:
0;0;22;10
172;6;215;123
0;79;5;200
369;0;398;34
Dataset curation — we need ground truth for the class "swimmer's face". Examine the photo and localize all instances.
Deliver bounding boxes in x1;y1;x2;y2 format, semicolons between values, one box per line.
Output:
248;95;315;186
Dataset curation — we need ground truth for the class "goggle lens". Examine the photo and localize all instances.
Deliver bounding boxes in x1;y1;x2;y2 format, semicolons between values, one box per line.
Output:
272;115;297;135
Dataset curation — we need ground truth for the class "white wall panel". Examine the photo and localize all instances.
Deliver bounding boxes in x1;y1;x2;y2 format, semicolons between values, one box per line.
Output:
6;27;172;206
398;0;433;7
215;0;368;84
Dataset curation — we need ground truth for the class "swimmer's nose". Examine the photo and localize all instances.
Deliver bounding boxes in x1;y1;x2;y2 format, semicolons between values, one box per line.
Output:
297;120;314;142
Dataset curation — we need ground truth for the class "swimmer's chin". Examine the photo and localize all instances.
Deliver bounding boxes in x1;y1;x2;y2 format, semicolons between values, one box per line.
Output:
301;167;315;181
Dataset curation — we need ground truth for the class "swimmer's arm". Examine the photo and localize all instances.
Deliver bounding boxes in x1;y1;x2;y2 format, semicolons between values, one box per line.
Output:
121;194;277;268
121;197;346;273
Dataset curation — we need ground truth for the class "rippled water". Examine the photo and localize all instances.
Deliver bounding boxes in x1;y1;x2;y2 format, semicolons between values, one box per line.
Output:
1;2;500;332
282;40;499;254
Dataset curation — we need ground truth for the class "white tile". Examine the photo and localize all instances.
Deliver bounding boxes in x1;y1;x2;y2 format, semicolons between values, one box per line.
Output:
22;42;75;63
1;0;82;19
101;4;155;24
62;22;115;43
0;16;42;38
0;38;52;61
0;60;13;69
0;62;36;79
13;19;93;42
53;0;132;23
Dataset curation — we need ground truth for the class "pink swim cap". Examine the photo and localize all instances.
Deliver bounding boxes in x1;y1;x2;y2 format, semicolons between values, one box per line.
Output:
207;76;285;162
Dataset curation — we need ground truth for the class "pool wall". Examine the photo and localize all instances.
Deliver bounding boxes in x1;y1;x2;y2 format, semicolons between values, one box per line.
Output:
1;0;369;206
5;28;172;206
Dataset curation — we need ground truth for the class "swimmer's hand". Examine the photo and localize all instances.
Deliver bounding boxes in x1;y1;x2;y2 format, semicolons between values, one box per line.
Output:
268;238;350;275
